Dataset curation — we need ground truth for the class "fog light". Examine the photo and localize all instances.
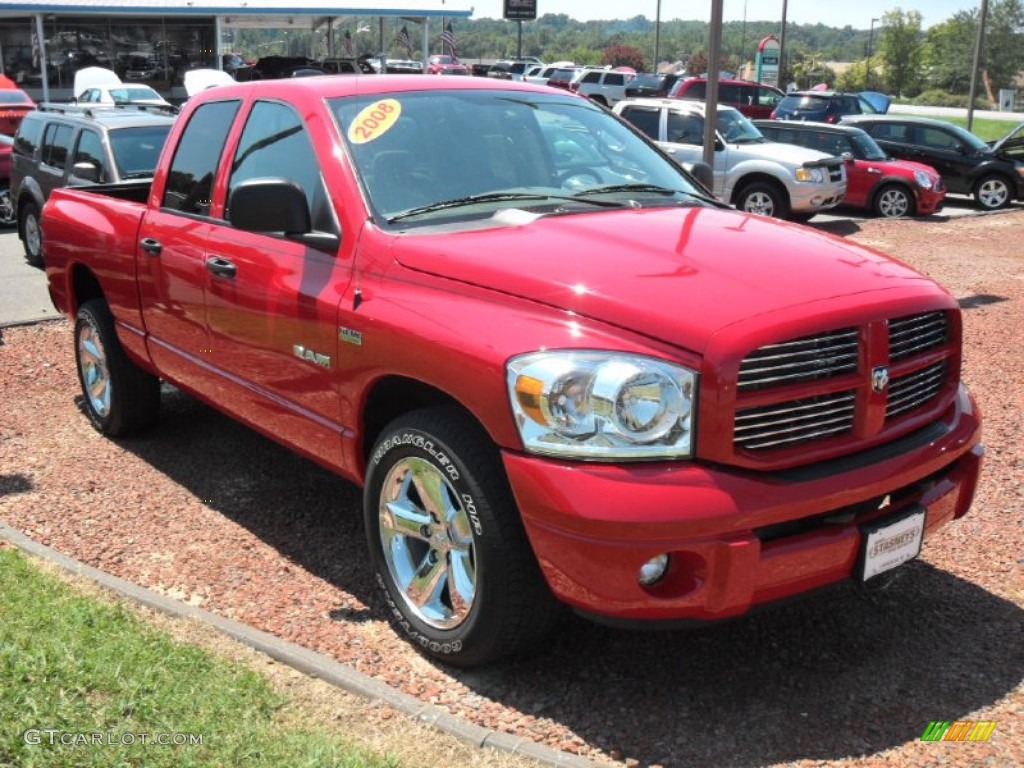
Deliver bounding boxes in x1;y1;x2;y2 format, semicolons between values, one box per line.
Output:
810;196;823;207
638;554;670;586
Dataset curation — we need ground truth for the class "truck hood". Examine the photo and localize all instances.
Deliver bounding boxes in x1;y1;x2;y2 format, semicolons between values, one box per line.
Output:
391;206;933;354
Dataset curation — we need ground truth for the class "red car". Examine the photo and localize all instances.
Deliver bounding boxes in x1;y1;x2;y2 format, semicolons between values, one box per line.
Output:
0;77;35;137
756;120;946;217
426;55;468;76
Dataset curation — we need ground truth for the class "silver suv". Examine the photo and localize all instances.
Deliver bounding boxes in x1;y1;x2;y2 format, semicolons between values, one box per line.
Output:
614;98;847;221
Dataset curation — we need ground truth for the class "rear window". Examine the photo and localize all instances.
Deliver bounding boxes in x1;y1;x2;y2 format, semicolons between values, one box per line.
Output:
0;90;31;105
779;95;828;111
676;80;706;99
109;124;172;179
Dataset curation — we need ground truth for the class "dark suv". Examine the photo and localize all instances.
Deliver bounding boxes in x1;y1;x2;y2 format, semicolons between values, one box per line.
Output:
10;104;174;263
844;115;1024;210
624;72;688;99
771;90;880;123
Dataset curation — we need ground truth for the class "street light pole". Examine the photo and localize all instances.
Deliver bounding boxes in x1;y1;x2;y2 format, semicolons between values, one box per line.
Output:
867;17;879;90
654;0;661;72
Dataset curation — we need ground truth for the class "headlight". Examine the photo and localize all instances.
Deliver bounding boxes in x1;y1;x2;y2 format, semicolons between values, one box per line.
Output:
913;169;934;189
507;351;697;460
794;166;825;183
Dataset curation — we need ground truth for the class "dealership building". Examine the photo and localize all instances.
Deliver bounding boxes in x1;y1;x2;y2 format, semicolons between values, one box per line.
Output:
0;0;472;101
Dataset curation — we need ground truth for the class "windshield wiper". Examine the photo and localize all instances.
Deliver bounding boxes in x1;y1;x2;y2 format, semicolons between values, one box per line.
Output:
572;183;679;197
388;191;621;223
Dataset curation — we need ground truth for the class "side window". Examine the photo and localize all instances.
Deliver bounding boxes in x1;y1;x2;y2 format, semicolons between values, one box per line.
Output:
41;124;73;170
620;107;661;140
685;81;707;99
14;115;42;157
921;127;958;151
606;73;625;86
757;87;780;107
227;100;336;234
71;129;109;182
718;84;741;106
583;71;601;84
666;112;703;144
162;99;240;214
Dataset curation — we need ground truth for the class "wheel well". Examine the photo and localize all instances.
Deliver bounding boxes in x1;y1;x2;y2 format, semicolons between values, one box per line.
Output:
70;264;105;316
731;173;787;206
360;376;476;464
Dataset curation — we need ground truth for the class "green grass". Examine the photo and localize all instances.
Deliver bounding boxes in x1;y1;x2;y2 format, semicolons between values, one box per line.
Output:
0;547;398;768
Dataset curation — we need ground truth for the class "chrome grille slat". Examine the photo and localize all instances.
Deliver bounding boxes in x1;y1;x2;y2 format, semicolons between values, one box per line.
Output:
737;422;853;450
886;362;945;418
734;395;855;424
738;328;858;391
735;391;856;449
735;412;855;440
889;312;948;360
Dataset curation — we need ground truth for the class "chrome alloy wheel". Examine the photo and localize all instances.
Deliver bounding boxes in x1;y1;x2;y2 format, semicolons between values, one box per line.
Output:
77;322;112;419
876;187;911;218
23;209;41;257
378;456;477;629
742;190;776;216
977;177;1009;209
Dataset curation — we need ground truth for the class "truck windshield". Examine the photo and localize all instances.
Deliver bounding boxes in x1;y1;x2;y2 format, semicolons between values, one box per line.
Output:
109;125;172;179
330;89;705;227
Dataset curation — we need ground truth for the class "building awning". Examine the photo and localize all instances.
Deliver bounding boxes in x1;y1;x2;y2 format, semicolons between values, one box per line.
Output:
0;0;473;19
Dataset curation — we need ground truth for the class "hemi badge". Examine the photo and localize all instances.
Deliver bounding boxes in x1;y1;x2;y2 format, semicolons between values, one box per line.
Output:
339;327;363;346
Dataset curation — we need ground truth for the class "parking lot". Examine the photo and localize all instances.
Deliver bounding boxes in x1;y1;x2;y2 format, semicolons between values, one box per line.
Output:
1;206;1022;767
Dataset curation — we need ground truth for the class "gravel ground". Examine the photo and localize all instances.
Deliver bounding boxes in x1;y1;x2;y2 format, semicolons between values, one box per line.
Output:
1;210;1022;768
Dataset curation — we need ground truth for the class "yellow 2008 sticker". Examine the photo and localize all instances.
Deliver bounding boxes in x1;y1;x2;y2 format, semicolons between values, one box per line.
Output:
347;99;402;144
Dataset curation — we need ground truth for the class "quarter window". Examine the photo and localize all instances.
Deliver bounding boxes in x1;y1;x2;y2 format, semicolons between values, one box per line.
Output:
620;106;661;140
41;124;73;170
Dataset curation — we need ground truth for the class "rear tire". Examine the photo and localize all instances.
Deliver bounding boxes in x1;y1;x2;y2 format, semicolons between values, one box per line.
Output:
74;299;160;436
874;184;913;218
364;407;561;667
736;181;788;219
973;174;1011;210
19;200;42;265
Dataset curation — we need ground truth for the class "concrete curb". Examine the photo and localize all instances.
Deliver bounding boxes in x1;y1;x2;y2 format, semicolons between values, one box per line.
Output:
0;522;598;768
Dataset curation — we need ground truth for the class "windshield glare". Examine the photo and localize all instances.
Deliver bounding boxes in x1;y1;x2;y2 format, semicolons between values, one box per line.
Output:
851;131;887;161
331;89;702;226
715;109;763;143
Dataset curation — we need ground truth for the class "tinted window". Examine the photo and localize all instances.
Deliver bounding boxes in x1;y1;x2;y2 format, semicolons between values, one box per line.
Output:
619;106;661;140
14;114;43;157
605;73;625;86
71;129;108;181
870;122;912;142
583;71;601;84
679;81;706;99
227;100;335;233
718;84;741;105
920;127;960;151
41;124;73;170
163;99;240;214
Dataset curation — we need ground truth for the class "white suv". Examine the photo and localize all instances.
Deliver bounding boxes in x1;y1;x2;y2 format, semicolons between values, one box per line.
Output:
613;98;847;221
571;68;637;107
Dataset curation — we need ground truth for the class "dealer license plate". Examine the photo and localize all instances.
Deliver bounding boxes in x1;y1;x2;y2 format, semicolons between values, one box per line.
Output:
858;507;926;582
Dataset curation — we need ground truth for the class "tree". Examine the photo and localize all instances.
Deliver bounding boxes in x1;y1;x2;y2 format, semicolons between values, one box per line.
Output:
983;0;1024;92
877;10;924;97
601;43;646;71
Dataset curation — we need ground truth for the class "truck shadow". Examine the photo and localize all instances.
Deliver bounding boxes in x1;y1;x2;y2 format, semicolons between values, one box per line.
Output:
111;386;1023;768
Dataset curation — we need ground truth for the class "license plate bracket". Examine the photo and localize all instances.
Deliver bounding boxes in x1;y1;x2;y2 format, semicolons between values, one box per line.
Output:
857;505;926;582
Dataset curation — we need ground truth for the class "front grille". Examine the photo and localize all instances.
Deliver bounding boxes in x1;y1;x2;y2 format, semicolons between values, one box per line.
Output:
737;328;858;392
732;311;955;457
889;311;948;360
887;361;946;419
826;163;844;183
735;391;856;450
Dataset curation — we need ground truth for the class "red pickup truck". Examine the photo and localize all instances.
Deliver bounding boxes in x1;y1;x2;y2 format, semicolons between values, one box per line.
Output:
42;76;983;667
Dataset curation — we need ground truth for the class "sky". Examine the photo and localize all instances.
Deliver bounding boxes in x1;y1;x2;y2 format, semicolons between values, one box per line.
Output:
470;0;977;29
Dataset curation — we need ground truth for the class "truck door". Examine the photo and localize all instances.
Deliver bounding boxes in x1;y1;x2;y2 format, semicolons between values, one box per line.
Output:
201;99;351;469
136;98;241;389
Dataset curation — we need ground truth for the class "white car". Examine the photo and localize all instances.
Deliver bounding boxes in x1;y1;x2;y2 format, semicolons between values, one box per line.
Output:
614;98;847;221
571;67;637;107
73;66;172;108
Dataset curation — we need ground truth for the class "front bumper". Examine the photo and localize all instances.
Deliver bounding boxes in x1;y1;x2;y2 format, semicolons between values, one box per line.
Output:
789;181;847;212
504;384;982;623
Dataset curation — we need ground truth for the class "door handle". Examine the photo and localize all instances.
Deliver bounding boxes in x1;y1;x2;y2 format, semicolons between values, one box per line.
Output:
140;237;162;256
205;256;237;279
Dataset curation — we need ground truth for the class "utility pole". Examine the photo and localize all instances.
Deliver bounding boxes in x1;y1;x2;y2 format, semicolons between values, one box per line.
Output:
967;0;989;132
654;0;661;72
703;0;724;168
779;0;788;88
866;17;879;90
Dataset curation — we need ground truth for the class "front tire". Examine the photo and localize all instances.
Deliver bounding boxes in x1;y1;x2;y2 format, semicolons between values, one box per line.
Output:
973;174;1011;210
74;299;160;436
736;181;788;219
19;200;42;265
874;184;913;218
364;407;561;667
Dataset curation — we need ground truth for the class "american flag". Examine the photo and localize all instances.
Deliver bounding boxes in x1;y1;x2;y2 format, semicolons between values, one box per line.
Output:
396;25;413;57
441;22;457;58
342;29;355;57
